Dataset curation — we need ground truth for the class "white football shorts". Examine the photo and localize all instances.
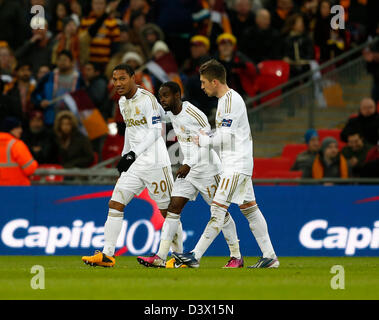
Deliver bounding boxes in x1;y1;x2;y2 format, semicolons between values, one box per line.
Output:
212;172;255;206
111;166;173;209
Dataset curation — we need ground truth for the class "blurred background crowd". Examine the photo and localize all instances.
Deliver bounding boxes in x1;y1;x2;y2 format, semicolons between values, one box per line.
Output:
0;0;378;183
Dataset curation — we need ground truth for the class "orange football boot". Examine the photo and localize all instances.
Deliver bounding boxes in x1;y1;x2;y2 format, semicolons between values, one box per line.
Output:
82;250;115;267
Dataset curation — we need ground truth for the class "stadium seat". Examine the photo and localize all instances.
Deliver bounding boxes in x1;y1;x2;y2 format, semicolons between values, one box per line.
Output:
90;152;98;167
101;134;124;166
30;164;64;182
281;144;308;163
253;170;302;179
317;128;342;142
253;157;293;179
255;60;290;104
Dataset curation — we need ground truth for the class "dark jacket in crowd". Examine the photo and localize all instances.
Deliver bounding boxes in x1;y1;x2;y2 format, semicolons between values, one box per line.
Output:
341;142;373;177
0;0;27;49
21;127;57;164
340;112;379;146
85;75;110;120
56;130;94;168
240;26;281;64
227;9;256;43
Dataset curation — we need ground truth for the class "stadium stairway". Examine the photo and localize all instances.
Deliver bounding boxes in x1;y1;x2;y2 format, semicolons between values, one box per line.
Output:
252;73;372;158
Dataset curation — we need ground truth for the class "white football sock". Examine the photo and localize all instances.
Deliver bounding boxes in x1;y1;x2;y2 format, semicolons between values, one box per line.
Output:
192;204;227;261
241;204;276;259
222;212;241;259
157;212;180;260
103;209;124;257
171;221;183;253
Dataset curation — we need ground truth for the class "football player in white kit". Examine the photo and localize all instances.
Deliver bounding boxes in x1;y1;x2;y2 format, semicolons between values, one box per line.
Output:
137;81;244;268
173;59;279;268
82;64;175;267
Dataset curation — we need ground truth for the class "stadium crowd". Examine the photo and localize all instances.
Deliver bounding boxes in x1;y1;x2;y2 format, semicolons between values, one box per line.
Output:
1;0;379;184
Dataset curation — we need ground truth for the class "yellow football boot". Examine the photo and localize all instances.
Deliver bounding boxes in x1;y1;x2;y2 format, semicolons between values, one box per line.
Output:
82;250;115;267
166;258;188;268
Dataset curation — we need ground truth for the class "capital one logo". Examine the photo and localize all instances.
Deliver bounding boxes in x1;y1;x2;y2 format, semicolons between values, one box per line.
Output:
299;219;379;255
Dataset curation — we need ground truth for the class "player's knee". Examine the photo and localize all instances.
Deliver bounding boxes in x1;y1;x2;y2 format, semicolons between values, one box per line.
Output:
210;204;227;230
167;199;184;214
109;200;125;212
239;200;257;210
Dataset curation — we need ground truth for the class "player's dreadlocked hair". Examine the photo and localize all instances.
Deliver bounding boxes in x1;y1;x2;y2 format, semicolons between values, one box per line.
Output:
199;59;226;84
161;81;181;96
113;63;135;77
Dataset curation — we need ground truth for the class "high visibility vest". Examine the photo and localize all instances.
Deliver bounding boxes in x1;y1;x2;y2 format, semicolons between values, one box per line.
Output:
0;132;38;186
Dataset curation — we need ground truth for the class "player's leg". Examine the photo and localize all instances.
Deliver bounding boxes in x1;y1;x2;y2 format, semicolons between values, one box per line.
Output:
196;175;243;267
239;180;279;268
82;171;141;267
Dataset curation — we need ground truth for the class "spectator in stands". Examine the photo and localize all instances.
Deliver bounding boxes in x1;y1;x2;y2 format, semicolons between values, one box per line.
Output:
341;131;373;177
54;110;94;168
32;50;84;127
36;65;51;82
15;17;55;76
0;45;16;77
140;23;165;59
240;8;281;64
122;0;151;25
3;62;36;125
291;128;320;177
104;24;145;79
194;0;232;54
122;52;155;94
51;1;72;35
52;17;80;67
363;22;379;104
269;0;298;31
360;137;379;177
340;0;368;45
314;0;346;63
182;35;216;116
83;62;110;120
0;0;27;50
215;33;258;98
340;97;379;146
0;116;38;186
312;137;349;179
228;0;256;42
127;9;148;59
281;13;314;79
79;0;120;68
150;40;183;92
0;79;23;123
21;110;57;164
152;0;203;67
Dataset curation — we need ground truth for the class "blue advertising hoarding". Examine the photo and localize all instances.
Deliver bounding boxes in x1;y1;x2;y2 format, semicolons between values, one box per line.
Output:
0;185;378;256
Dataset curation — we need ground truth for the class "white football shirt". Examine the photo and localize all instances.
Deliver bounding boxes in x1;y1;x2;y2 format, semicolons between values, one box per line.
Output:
119;88;171;170
214;89;253;176
161;101;221;179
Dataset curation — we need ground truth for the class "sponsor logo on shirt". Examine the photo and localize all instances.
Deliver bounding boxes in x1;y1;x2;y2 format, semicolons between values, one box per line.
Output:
152;116;161;125
126;117;147;127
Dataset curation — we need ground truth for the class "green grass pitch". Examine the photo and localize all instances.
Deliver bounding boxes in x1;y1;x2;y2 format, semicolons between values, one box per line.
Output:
1;256;378;300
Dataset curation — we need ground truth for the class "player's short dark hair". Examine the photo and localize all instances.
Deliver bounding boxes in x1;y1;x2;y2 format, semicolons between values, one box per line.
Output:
199;59;226;84
160;81;181;96
113;63;135;77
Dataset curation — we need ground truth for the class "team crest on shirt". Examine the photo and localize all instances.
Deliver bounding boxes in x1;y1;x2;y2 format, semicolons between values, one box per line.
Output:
180;125;185;133
135;106;141;115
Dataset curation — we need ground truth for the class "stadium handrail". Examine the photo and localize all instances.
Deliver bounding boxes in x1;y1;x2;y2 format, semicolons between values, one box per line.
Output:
31;167;379;185
245;36;379;112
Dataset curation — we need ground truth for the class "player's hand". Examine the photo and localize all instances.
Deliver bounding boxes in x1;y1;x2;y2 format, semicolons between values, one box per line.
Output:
176;164;191;178
117;151;136;174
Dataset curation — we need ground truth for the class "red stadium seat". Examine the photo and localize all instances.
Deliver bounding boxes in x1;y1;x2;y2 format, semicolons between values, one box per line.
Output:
254;170;302;179
281;144;308;163
255;60;290;104
317;128;342;142
101;134;124;165
30;164;64;182
253;157;293;179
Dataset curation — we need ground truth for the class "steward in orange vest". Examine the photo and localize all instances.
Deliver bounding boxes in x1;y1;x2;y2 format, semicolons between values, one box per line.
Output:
0;117;38;185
